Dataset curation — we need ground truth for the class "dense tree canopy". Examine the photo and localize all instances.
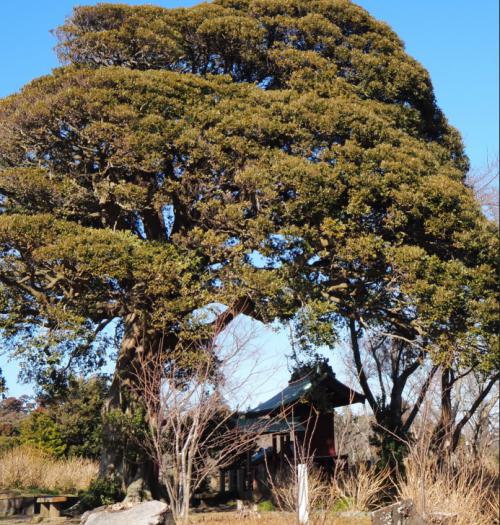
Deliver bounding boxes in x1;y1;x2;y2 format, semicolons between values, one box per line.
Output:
19;376;108;459
0;0;497;485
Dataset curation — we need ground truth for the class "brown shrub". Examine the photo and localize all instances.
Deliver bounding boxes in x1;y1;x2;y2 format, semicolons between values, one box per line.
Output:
0;445;98;493
397;438;499;525
330;463;391;512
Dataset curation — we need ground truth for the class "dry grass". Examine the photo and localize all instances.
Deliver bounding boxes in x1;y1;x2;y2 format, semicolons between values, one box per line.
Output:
0;446;98;493
198;443;498;525
189;511;370;525
272;463;389;520
190;511;294;524
397;440;499;525
330;463;391;513
272;465;327;513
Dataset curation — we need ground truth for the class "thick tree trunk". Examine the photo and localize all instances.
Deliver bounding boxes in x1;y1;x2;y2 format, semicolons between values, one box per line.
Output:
431;367;455;459
100;313;166;500
99;299;250;503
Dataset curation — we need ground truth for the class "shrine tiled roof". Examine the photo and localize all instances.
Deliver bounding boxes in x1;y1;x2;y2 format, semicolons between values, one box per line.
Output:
245;370;365;417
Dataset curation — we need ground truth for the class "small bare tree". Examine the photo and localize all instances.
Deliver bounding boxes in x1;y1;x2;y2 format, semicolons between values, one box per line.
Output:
465;382;499;460
467;156;499;223
130;315;275;524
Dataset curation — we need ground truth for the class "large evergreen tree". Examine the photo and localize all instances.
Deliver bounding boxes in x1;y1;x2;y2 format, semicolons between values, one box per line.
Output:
0;0;497;491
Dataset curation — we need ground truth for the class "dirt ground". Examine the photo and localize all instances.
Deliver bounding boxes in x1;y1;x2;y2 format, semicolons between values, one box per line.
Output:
0;519;79;525
0;511;371;525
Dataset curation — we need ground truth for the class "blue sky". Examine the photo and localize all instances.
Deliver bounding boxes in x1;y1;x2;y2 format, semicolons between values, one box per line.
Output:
0;1;498;398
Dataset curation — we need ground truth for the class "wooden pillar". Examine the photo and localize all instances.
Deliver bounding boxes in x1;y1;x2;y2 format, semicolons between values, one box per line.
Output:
253;467;259;492
246;450;252;497
272;434;277;473
219;470;226;495
229;469;237;493
279;434;285;469
236;468;245;495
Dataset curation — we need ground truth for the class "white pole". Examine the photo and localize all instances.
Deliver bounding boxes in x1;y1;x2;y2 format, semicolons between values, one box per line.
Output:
297;463;309;525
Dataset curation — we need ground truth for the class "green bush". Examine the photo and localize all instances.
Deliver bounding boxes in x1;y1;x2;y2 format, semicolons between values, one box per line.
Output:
17;377;108;460
257;499;275;511
331;497;354;512
52;377;108;460
0;434;20;453
19;411;67;458
79;477;124;510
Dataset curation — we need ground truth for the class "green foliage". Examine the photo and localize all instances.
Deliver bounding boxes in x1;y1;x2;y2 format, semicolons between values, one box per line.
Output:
370;429;409;471
257;499;275;511
43;376;108;459
53;0;443;132
101;405;149;465
16;377;107;460
79;477;124;510
331;497;353;513
20;411;67;458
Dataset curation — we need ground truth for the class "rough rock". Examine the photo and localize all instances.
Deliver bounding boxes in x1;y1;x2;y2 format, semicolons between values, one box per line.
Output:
427;512;458;524
371;499;425;525
80;500;172;525
123;477;153;503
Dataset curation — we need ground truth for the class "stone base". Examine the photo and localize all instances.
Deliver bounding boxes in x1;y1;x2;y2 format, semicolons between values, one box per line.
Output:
0;495;36;516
